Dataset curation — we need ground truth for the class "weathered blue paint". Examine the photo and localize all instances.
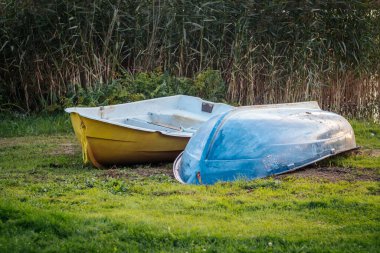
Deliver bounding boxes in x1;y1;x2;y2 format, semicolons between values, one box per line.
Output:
173;103;357;185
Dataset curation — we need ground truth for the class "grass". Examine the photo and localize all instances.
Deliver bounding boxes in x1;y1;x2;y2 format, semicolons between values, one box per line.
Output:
318;119;380;170
0;114;379;252
350;120;380;149
0;113;72;137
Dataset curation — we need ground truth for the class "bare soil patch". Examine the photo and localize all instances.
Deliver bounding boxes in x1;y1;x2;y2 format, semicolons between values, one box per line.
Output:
49;142;80;156
101;163;379;182
359;148;380;157
101;164;174;179
276;165;379;182
0;135;80;155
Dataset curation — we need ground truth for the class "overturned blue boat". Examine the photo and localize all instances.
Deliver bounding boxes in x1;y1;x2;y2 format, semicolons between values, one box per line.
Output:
173;102;357;185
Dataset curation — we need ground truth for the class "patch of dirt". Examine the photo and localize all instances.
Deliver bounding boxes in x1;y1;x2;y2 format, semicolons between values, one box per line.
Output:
0;137;29;148
95;150;380;183
131;165;173;177
101;164;174;179
275;166;379;182
49;143;80;156
0;135;80;157
101;163;379;183
358;148;380;157
331;148;380;158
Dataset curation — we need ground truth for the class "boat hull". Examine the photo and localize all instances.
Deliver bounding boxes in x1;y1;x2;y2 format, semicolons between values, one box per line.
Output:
173;104;357;185
66;96;233;167
70;113;189;167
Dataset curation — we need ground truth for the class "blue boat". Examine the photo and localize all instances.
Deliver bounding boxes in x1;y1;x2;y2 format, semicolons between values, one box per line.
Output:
173;102;357;185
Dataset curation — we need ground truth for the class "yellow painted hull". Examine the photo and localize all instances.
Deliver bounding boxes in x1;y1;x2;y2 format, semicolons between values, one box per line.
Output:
69;113;190;168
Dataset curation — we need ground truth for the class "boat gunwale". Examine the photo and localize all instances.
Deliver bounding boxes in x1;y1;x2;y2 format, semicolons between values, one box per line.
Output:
173;152;186;184
64;95;232;114
239;101;321;110
71;113;195;137
65;95;234;137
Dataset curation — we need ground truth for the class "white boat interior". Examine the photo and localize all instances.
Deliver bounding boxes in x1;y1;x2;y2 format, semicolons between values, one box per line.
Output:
65;95;234;137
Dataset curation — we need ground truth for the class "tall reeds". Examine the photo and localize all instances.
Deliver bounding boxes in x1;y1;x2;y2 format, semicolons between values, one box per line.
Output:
0;0;379;118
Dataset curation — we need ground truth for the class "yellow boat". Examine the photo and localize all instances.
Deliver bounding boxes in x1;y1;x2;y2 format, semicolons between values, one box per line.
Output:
65;95;233;168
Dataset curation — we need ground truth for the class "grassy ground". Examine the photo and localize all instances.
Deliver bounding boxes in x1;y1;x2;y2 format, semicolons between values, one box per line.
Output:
0;114;379;252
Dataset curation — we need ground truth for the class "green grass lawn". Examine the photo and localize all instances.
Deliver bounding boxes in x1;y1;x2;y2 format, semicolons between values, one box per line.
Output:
0;114;379;252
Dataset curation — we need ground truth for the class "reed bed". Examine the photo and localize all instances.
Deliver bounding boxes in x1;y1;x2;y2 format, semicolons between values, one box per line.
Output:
0;1;379;119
